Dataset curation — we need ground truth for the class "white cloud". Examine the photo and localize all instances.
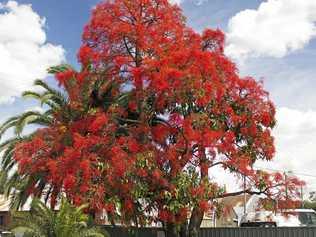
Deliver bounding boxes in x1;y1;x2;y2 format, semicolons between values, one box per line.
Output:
256;107;316;194
225;0;316;60
0;1;65;104
168;0;182;5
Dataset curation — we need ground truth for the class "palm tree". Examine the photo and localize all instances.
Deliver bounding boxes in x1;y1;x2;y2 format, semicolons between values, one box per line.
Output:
0;75;68;208
0;65;74;209
11;198;107;237
0;64;132;210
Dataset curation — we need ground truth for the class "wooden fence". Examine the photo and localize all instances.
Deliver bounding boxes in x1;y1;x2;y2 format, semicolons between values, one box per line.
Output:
103;226;316;237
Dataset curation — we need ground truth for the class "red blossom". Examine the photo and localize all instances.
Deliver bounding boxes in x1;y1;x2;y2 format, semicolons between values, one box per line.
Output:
105;203;115;213
55;69;76;86
80;185;89;193
78;45;93;65
64;175;76;190
128;101;137;111
137;168;147;178
127;139;139;153
124;199;134;212
152;169;161;180
261;112;272;126
88;114;108;133
198;200;210;211
159;210;171;222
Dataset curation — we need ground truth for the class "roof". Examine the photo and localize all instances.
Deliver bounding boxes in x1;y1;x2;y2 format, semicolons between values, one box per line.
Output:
0;195;60;212
220;194;251;216
282;209;316;213
221;194;251;208
0;195;37;212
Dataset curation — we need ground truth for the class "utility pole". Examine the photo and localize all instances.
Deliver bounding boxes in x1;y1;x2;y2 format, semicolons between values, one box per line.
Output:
243;175;246;215
284;171;288;199
301;185;304;208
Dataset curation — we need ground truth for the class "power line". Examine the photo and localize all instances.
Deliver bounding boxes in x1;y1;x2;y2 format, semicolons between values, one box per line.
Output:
254;166;316;179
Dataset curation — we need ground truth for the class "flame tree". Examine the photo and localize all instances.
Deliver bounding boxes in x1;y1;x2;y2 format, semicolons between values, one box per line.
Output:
0;1;304;237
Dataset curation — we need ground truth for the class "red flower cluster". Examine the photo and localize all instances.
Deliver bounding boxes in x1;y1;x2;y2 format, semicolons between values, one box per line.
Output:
55;69;76;86
88;114;108;133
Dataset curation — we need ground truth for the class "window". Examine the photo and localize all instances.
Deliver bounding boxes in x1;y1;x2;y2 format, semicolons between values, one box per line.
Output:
0;215;4;226
298;212;316;226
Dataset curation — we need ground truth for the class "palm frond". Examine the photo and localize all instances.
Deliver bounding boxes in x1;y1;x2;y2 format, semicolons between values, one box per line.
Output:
12;198;106;237
80;227;108;237
34;80;68;107
0;136;23;151
1;144;15;170
47;64;73;74
22;91;42;100
0;115;20;138
8;173;48;210
14;111;46;135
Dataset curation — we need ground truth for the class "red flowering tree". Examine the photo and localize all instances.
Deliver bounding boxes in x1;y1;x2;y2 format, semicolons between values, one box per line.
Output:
0;1;304;237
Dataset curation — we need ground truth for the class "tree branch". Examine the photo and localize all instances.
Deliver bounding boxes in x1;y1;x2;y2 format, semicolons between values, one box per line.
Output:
215;184;284;199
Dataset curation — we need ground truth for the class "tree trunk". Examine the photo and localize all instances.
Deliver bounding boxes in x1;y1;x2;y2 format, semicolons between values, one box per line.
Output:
180;221;189;237
165;223;180;237
188;146;207;237
164;221;189;237
188;207;204;237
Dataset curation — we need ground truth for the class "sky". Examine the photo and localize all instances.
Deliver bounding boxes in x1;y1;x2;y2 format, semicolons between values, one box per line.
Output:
1;0;316;196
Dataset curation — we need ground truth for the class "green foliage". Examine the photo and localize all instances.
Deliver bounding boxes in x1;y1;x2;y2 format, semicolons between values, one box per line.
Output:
47;64;74;74
303;201;316;211
11;198;107;237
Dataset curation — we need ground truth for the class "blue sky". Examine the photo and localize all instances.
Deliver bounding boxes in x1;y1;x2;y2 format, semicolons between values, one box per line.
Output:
1;0;316;193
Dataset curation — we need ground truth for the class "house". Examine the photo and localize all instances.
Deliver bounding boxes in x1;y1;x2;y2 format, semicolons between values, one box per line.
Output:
215;194;268;227
215;194;251;227
0;195;26;230
0;195;62;231
0;195;45;231
0;194;260;229
95;204;217;228
0;196;10;229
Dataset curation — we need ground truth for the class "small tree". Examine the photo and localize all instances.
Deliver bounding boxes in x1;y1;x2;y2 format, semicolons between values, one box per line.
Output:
11;198;107;237
303;192;316;211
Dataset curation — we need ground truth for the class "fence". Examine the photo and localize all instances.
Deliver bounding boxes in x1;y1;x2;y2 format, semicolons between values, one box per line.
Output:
103;226;316;237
